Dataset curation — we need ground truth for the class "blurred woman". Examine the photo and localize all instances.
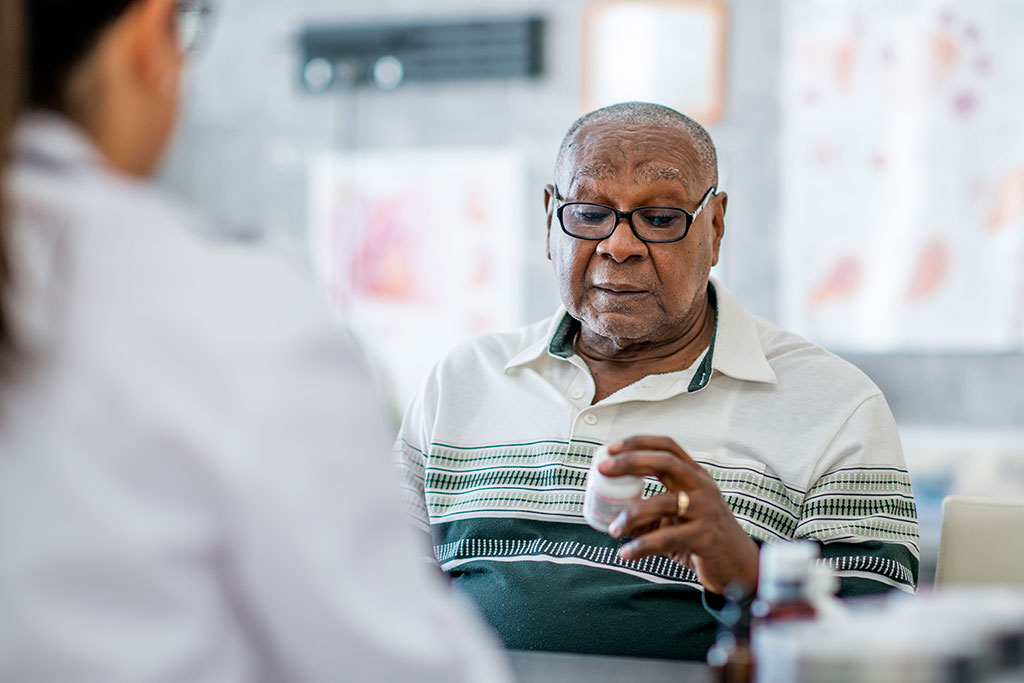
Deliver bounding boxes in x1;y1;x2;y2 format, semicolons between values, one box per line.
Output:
0;0;22;353
0;1;509;681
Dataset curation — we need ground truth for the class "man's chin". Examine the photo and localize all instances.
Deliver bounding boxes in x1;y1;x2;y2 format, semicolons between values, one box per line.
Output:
578;312;658;347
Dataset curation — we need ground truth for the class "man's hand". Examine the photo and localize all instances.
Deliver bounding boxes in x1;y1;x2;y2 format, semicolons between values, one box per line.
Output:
600;435;759;596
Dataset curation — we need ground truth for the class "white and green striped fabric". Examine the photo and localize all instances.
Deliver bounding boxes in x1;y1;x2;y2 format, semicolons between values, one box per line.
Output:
396;278;919;661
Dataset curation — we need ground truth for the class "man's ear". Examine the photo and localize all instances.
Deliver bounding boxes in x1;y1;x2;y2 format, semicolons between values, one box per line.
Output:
125;0;181;98
543;184;555;261
709;191;727;267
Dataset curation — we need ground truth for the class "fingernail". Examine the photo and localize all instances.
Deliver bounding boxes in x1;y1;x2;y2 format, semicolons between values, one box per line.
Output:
608;515;625;537
618;542;635;560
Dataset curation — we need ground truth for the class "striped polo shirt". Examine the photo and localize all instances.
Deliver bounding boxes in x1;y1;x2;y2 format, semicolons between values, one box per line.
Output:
396;278;919;661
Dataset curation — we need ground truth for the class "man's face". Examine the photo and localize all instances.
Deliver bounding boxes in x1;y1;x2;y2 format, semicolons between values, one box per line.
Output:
544;121;726;349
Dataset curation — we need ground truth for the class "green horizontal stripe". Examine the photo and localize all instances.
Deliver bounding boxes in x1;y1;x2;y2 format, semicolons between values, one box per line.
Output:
432;438;602;450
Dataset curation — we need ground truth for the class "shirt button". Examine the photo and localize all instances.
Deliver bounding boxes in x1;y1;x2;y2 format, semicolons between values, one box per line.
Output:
570;389;585;400
583;414;598;425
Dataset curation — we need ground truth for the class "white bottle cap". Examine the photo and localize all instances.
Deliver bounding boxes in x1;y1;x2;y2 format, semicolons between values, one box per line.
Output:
758;540;819;602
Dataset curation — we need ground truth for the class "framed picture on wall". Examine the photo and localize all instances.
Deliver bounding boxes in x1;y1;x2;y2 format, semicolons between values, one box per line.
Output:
582;0;728;123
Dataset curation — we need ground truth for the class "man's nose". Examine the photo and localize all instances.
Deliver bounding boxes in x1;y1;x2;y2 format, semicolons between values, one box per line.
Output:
595;216;648;262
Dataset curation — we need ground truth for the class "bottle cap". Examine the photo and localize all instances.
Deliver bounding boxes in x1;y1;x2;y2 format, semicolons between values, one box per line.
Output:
758;540;819;602
587;445;644;497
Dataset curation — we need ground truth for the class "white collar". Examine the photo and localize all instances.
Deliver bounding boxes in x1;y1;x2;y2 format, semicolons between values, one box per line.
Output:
12;112;108;173
709;277;777;385
505;277;777;386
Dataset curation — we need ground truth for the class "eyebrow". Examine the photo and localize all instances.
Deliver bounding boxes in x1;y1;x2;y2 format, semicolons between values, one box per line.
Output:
633;163;688;184
570;164;617;183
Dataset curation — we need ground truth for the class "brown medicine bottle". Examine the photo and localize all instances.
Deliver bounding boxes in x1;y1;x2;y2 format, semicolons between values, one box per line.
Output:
707;582;754;683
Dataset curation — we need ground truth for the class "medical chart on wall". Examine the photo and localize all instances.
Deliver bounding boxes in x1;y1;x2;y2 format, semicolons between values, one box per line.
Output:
781;0;1024;351
308;149;526;409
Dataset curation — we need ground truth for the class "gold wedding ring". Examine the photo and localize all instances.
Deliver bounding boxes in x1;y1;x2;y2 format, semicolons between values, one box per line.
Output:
676;490;690;518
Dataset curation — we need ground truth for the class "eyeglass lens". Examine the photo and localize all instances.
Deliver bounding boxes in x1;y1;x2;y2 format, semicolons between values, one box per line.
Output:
177;2;209;53
561;204;690;241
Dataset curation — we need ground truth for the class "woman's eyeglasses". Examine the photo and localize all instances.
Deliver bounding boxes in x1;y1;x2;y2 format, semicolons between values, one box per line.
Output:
177;0;213;54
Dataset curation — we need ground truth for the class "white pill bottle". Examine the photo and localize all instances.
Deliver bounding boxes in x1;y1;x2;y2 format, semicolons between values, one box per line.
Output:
582;444;644;533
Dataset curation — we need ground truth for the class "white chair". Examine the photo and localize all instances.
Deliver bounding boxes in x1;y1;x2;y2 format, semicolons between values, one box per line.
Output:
935;495;1024;587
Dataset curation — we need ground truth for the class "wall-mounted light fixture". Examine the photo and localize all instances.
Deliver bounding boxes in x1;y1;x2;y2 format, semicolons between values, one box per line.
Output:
299;16;545;92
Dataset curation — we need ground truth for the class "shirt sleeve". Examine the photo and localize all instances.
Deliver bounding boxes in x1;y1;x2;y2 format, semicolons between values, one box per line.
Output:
793;393;920;595
394;376;434;535
209;288;511;682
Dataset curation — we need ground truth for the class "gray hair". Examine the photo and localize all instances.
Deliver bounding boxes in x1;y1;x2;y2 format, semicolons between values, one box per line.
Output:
554;101;718;187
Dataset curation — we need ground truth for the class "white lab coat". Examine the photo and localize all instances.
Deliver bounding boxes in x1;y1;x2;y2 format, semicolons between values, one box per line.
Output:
0;115;511;683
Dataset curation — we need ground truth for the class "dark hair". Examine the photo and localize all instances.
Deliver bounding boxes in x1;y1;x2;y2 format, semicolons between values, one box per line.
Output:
26;0;137;112
0;1;139;358
1;0;25;357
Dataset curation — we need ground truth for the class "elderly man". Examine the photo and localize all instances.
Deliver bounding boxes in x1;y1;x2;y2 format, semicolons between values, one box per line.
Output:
397;102;919;661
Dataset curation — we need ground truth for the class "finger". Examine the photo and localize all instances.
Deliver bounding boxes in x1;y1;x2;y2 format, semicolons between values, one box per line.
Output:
610;435;705;473
669;552;694;570
607;492;680;539
597;450;698;491
617;523;698;562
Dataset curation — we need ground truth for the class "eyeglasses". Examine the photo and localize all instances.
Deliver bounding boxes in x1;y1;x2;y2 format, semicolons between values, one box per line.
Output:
177;0;213;54
553;185;716;244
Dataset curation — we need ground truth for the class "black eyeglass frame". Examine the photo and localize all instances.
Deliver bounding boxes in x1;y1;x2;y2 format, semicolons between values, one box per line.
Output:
553;185;717;244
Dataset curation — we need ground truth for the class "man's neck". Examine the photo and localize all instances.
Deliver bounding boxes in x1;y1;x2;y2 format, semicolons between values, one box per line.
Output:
575;297;716;404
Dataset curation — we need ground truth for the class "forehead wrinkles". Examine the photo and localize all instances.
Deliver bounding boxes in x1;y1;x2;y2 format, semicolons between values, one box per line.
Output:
561;128;706;193
565;162;696;196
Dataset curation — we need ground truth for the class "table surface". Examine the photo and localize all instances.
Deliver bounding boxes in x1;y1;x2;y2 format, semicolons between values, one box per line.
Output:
505;649;712;683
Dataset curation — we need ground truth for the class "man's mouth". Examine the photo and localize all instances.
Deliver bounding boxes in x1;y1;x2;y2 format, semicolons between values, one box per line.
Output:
593;283;649;297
